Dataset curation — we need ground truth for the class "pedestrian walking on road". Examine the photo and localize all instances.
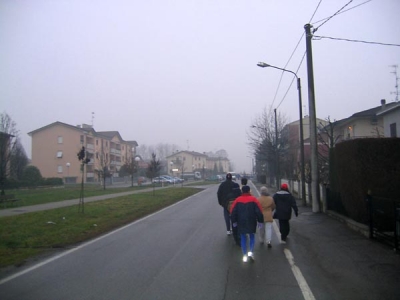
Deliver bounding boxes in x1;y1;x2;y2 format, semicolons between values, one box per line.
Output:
273;183;298;243
258;186;276;247
230;185;264;262
217;173;239;235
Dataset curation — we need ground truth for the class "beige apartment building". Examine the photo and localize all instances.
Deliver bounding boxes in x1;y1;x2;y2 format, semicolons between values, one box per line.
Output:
28;122;137;183
166;151;231;178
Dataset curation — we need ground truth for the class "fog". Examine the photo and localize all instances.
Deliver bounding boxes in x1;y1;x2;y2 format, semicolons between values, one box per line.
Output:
1;0;399;173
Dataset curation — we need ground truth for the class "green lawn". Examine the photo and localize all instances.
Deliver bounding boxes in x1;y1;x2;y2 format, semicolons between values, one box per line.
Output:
0;187;202;269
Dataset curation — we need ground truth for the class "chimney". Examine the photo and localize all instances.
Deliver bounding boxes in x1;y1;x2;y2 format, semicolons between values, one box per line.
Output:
381;99;386;110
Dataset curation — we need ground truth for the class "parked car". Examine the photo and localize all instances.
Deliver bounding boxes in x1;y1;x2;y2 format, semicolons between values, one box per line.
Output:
173;176;184;183
152;177;168;184
205;175;220;181
160;175;176;184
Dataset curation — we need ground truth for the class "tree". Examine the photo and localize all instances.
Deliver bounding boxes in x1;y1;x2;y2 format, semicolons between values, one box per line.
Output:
248;106;288;186
0;112;19;194
121;156;139;187
22;165;42;187
10;138;29;181
317;116;340;185
146;153;161;194
95;144;111;190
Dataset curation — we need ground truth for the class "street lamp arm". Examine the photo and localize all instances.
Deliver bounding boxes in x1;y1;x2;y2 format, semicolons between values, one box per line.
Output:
257;62;298;79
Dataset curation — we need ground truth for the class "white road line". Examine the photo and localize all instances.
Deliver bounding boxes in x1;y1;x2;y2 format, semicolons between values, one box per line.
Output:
251;182;315;300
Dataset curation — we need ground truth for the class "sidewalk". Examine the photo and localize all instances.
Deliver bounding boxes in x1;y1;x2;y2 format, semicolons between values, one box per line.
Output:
0;181;204;218
0;186;162;218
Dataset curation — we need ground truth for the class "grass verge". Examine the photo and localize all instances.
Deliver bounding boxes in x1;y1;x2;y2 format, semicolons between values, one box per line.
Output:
0;187;201;269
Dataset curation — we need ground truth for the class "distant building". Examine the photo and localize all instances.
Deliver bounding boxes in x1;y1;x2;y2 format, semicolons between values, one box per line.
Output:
28;122;137;183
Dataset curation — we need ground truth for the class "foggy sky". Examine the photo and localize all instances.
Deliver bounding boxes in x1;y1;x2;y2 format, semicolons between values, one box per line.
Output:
1;0;399;173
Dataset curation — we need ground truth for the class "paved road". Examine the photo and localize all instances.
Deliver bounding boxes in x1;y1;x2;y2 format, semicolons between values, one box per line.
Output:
1;182;400;299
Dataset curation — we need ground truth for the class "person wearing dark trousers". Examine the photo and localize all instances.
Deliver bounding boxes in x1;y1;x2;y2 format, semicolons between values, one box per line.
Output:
273;183;298;243
230;185;264;262
217;173;237;235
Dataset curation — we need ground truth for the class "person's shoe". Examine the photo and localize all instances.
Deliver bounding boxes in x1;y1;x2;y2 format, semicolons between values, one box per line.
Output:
281;240;286;244
267;241;272;248
247;252;254;262
227;230;232;235
242;255;248;262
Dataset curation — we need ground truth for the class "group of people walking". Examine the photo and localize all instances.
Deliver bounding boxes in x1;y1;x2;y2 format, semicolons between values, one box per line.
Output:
217;173;298;263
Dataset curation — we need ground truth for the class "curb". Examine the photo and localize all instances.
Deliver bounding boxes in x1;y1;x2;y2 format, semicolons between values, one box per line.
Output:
326;209;370;238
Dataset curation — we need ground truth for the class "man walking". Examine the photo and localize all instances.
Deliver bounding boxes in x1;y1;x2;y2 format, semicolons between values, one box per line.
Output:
273;183;298;243
217;173;238;235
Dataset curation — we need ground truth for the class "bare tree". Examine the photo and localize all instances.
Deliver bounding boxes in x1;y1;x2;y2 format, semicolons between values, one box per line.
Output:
95;144;111;190
247;106;288;185
317;116;340;184
121;156;139;187
0;112;19;195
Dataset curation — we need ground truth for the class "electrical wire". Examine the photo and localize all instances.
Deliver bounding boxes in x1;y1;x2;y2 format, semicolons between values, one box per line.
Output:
312;0;373;25
312;35;400;47
270;0;322;111
276;51;307;110
313;0;354;33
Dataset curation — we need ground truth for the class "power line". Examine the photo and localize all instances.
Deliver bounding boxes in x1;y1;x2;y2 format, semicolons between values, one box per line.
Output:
313;35;400;47
313;0;354;33
271;0;322;110
276;51;307;109
312;0;373;25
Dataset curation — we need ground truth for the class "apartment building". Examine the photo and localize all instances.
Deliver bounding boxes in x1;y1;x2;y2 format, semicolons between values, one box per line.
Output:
28;122;138;183
166;151;231;178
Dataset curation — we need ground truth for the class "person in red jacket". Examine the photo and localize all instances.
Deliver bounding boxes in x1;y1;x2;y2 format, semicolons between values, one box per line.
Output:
230;185;264;262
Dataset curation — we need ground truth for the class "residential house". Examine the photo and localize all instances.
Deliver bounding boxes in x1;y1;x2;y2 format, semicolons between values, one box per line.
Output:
376;101;400;137
333;99;398;142
28;122;138;183
282;116;328;178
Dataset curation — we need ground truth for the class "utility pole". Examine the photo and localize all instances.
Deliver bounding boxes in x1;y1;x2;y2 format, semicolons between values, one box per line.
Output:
297;78;307;206
304;24;320;212
274;108;279;189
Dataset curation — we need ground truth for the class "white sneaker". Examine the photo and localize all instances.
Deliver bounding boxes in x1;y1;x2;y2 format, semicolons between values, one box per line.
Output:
227;230;232;235
247;252;254;261
242;255;248;262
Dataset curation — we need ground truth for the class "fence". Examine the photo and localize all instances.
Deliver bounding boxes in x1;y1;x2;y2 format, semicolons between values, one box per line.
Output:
366;195;400;251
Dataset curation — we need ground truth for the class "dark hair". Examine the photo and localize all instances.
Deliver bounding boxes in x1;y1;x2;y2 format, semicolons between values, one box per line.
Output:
226;173;232;180
241;177;248;185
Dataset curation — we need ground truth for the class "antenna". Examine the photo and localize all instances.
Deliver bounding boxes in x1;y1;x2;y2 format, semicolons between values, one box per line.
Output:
186;140;190;150
390;65;399;102
91;112;95;127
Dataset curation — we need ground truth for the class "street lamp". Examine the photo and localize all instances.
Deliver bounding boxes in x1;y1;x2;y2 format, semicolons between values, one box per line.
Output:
257;62;306;205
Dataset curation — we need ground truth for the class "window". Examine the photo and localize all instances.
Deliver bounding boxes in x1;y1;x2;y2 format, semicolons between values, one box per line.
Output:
390;123;397;137
96;140;98;146
57;151;63;158
57;165;63;173
58;136;63;144
80;135;84;144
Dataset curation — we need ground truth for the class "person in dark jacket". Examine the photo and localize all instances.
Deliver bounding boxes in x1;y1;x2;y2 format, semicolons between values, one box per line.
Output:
217;173;238;235
273;183;298;243
230;185;264;262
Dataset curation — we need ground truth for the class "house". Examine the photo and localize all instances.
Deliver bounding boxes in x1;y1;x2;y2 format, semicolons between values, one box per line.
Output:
376;101;400;137
333;99;398;142
281;116;328;178
166;151;208;178
28;122;138;183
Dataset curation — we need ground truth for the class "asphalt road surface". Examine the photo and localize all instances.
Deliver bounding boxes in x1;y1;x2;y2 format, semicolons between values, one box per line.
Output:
1;183;399;300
